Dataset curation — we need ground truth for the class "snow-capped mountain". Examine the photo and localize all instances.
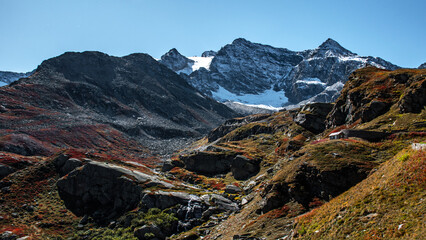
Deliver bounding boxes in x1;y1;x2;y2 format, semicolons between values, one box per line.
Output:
159;38;399;108
0;71;33;87
419;62;426;69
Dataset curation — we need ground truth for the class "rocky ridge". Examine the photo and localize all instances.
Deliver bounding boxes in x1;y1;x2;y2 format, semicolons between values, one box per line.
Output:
0;51;237;156
160;38;399;107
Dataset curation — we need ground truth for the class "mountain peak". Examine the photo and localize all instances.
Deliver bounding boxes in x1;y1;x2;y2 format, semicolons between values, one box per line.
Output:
316;38;353;56
232;38;251;45
319;38;344;50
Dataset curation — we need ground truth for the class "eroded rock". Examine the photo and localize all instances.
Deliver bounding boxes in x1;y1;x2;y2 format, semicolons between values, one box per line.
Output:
57;161;173;222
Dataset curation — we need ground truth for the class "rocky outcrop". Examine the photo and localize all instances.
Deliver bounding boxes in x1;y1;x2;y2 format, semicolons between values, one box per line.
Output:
418;63;426;69
200;194;239;212
159;48;194;72
326;67;426;127
260;162;371;213
294;103;333;134
0;163;15;180
53;153;83;176
202;51;217;57
56;160;173;223
180;151;260;180
140;190;201;211
398;77;426;113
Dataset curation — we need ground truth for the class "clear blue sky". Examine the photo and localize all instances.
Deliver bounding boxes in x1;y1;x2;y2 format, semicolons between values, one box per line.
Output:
1;0;425;72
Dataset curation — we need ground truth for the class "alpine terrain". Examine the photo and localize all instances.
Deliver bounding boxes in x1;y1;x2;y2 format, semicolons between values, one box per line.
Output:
0;61;424;240
160;38;399;109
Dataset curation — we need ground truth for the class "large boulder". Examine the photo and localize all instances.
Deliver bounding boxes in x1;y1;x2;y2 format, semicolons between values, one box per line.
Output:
140;190;201;211
53;153;82;176
181;151;260;180
294;103;333;134
231;155;260;180
56;161;173;222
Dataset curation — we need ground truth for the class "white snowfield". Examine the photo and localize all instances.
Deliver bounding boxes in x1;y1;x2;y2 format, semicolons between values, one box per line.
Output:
212;85;287;109
0;82;7;87
176;56;214;75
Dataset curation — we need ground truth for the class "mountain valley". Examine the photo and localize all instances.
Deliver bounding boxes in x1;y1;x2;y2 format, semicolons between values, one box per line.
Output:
0;42;425;240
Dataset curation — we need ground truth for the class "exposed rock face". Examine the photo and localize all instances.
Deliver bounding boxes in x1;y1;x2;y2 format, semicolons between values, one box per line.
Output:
160;38;399;106
140;190;201;211
418;62;426;69
0;70;33;86
53;153;83;176
56;160;173;222
294;103;333;134
180;151;260;180
0;163;15;180
200;194;239;212
159;48;194;72
398;77;426;113
260;163;371;213
180;151;237;176
0;51;236;155
326;67;426;127
202;50;217;57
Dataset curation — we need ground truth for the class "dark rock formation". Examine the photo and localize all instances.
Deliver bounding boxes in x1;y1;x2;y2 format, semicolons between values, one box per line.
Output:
200;194;239;212
53;153;83;176
180;151;237;176
159;48;194;72
398;77;426;113
202;51;217;57
0;163;15;180
294;103;333;134
326;67;426;127
418;63;426;69
180;151;260;180
260;163;370;213
140;190;201;211
56;161;173;223
231;155;260;180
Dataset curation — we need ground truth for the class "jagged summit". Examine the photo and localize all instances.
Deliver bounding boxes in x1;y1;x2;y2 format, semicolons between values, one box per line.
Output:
232;37;252;45
159;38;399;108
418;62;426;69
159;48;194;72
318;38;344;49
313;38;353;57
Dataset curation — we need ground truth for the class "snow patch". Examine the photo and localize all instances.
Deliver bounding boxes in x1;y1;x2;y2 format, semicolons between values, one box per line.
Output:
187;56;214;71
176;56;214;75
0;82;7;87
212;85;288;108
295;78;326;85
